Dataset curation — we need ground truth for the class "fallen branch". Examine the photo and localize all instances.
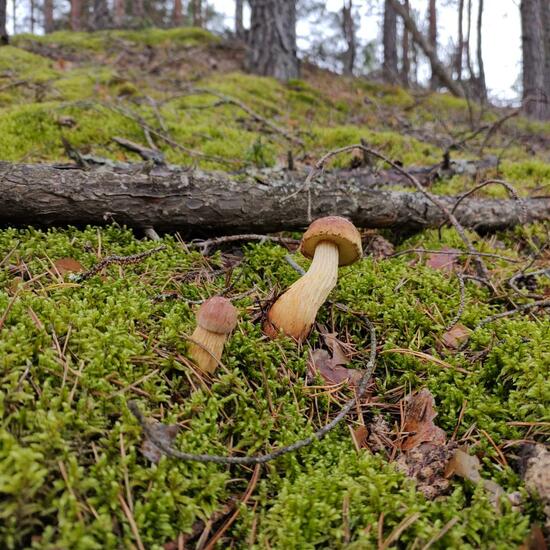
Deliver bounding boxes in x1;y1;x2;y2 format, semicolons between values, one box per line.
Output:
1;162;547;233
128;312;376;464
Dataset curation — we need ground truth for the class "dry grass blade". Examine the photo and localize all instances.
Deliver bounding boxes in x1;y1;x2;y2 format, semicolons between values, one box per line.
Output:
381;348;469;374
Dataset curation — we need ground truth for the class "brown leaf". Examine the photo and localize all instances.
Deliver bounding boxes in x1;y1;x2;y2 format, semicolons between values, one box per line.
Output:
521;444;550;532
426;247;460;273
308;349;363;387
54;258;84;276
441;323;471;349
401;388;446;451
141;421;180;464
350;425;369;451
319;328;350;366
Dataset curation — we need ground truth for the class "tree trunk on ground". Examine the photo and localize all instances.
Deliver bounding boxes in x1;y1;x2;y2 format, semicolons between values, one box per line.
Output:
428;0;439;89
92;0;110;30
455;0;463;80
521;0;547;119
114;0;124;27
247;0;299;82
388;0;463;97
173;0;183;26
70;0;82;31
0;0;8;44
342;0;356;76
44;0;54;33
0;162;543;233
400;0;410;86
383;0;398;83
476;0;487;101
235;0;244;39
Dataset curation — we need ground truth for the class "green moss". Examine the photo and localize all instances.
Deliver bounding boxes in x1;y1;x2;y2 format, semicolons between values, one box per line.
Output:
0;225;546;548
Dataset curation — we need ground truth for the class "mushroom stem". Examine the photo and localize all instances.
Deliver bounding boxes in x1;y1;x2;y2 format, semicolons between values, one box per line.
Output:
188;326;227;374
266;241;339;341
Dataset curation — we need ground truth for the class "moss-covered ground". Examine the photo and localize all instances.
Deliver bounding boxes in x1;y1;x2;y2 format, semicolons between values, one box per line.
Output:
0;29;549;549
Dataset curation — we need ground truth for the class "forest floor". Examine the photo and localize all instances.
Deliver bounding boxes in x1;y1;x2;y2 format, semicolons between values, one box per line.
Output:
0;28;549;549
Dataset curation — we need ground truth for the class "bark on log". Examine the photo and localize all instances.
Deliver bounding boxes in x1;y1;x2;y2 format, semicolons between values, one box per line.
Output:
0;162;547;234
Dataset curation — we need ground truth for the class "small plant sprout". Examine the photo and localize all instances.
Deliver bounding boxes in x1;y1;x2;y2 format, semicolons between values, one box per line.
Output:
188;296;238;374
264;216;362;342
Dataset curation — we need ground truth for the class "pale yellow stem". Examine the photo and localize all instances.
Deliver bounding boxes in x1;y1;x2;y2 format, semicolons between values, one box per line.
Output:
266;241;339;341
188;326;227;374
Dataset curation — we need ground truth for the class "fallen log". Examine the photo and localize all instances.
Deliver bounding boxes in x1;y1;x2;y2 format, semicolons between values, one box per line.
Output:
0;162;547;233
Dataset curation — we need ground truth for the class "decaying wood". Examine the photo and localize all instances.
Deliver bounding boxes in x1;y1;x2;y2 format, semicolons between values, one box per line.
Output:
0;162;547;233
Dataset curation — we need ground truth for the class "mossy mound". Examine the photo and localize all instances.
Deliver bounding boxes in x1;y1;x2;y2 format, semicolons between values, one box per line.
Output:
0;224;548;548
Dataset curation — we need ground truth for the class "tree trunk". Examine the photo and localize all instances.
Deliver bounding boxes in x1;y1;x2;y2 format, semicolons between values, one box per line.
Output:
44;0;54;33
173;0;183;26
428;0;438;89
134;0;145;20
521;0;547;119
400;0;410;86
0;162;543;233
30;0;35;33
235;0;244;39
92;0;110;30
476;0;487;101
541;0;550;117
247;0;299;82
71;0;82;31
191;0;202;27
342;0;356;76
383;0;398;83
388;0;463;97
455;0;463;80
114;0;124;27
0;0;7;44
465;0;474;79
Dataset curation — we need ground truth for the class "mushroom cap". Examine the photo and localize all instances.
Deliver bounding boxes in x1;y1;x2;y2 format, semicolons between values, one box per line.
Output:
300;216;362;266
196;296;238;334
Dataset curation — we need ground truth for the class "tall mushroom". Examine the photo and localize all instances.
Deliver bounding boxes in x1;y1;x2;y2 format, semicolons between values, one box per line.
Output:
264;216;362;342
188;296;238;374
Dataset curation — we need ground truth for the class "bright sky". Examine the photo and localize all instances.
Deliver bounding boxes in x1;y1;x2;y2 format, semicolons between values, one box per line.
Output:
212;0;522;103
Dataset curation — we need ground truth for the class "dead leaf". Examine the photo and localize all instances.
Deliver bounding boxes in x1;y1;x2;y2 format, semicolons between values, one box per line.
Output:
521;444;550;533
441;323;471;349
519;525;548;550
308;349;363;387
54;258;84;276
350;425;369;451
319;328;350;366
426;247;460;273
401;388;446;451
445;448;506;508
141;421;180;464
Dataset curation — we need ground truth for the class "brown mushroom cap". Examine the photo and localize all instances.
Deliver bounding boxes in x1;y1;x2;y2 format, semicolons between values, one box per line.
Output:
300;216;362;266
196;296;238;334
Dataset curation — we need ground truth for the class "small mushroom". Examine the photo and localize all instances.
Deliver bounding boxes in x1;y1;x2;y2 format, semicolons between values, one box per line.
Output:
188;296;238;374
264;216;362;342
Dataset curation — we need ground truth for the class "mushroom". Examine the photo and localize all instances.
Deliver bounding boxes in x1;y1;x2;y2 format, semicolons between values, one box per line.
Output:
264;216;362;342
188;296;238;374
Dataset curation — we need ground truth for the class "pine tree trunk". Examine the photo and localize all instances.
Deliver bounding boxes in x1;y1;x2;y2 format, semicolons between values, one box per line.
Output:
44;0;54;33
342;0;356;76
0;0;7;44
388;0;463;97
541;0;550;118
383;0;398;83
465;0;473;79
400;0;410;86
428;0;438;89
173;0;183;26
235;0;244;39
191;0;202;27
476;0;487;101
247;0;299;82
114;0;125;27
71;0;82;31
521;0;546;119
92;0;110;30
455;0;463;80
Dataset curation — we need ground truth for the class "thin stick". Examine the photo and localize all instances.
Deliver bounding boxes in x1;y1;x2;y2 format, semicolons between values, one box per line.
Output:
477;299;550;327
445;273;466;331
118;493;145;550
421;517;460;550
128;316;376;465
390;248;520;263
73;246;166;282
193;234;299;255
